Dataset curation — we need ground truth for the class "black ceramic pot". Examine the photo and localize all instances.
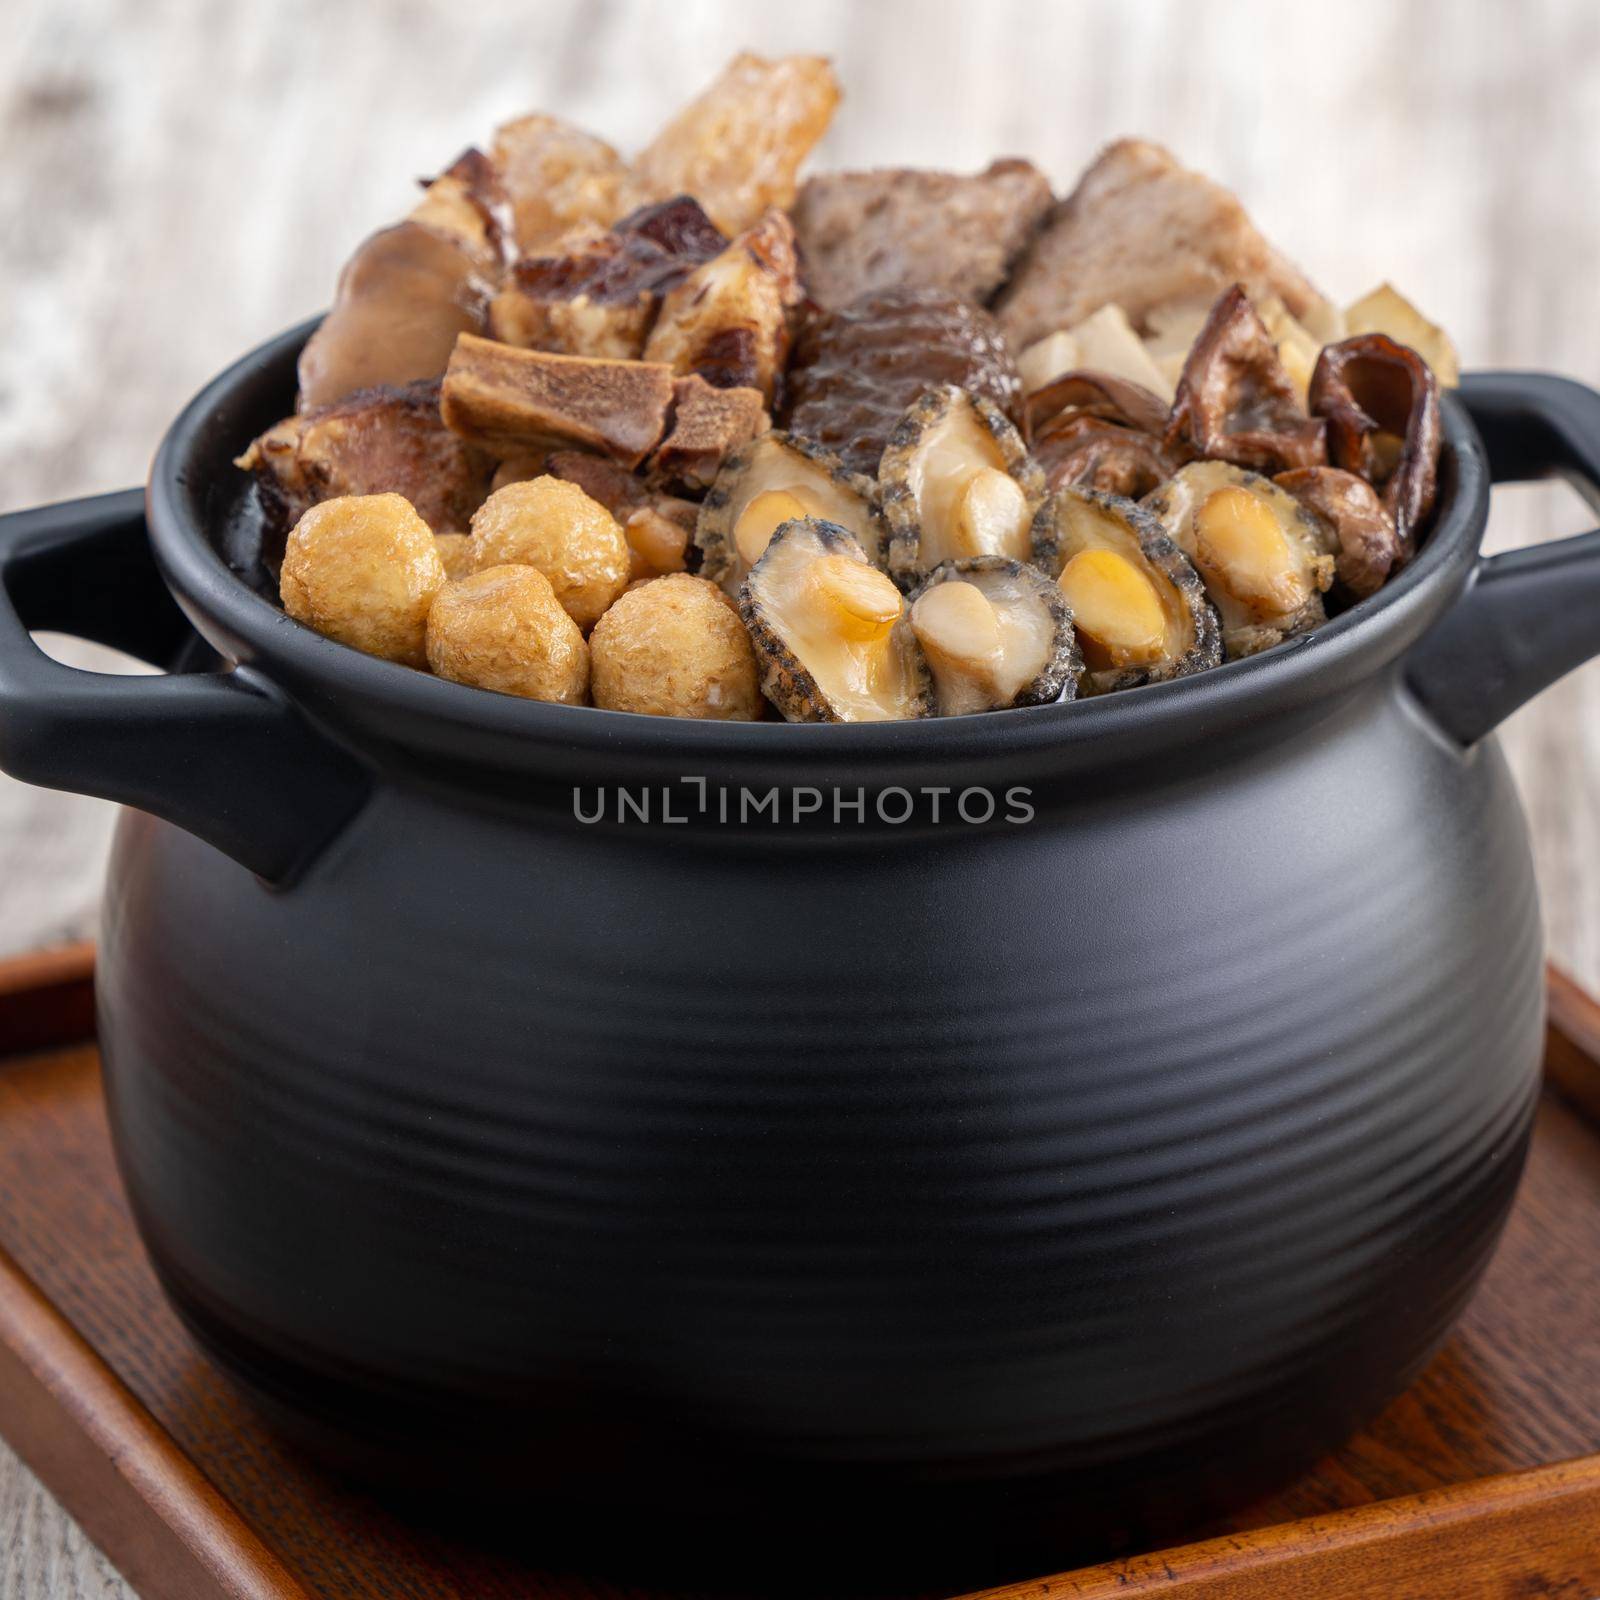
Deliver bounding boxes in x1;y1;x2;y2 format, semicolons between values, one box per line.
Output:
3;324;1600;1569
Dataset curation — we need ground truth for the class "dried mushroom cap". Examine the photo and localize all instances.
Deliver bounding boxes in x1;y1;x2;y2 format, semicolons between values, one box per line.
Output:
1032;488;1220;693
1309;333;1442;561
1274;466;1399;600
1344;284;1459;387
908;559;1079;717
1167;286;1327;475
880;387;1046;588
1024;371;1173;440
1142;461;1336;660
1033;415;1183;501
695;432;883;597
740;519;932;723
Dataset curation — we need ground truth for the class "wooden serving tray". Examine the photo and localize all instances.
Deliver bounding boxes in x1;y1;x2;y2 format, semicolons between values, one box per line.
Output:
3;947;1600;1599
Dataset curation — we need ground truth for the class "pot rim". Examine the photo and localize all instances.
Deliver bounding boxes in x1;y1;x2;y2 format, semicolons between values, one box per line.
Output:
146;317;1490;779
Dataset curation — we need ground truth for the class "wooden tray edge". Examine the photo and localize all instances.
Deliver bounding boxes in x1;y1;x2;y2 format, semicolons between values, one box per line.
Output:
0;1240;312;1600
956;1454;1600;1599
0;940;95;1060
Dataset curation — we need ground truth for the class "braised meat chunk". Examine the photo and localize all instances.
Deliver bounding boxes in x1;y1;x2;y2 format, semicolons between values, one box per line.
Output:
996;139;1332;352
237;381;492;540
791;159;1052;309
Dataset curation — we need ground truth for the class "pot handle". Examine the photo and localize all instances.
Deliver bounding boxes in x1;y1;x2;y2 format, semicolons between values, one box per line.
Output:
0;489;369;883
1405;372;1600;745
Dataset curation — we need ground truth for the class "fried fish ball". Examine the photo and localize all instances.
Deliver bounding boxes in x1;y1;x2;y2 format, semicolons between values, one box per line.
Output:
468;476;631;631
434;532;476;579
280;492;445;668
425;565;589;703
589;573;761;719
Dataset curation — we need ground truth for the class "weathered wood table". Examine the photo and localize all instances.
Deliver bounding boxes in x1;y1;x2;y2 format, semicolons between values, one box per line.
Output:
4;0;1600;1591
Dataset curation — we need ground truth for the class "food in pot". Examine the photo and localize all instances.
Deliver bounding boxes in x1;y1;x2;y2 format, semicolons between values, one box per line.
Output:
590;573;762;719
880;386;1045;586
434;532;477;580
426;565;589;702
790;159;1053;309
1166;286;1327;474
995;138;1334;352
441;334;676;468
630;52;840;236
280;493;447;669
1274;467;1400;600
1025;370;1184;499
487;196;728;360
296;152;502;411
907;558;1078;716
695;432;882;597
1344;283;1460;388
236;381;491;543
642;209;804;401
1033;487;1220;692
740;519;931;722
1310;334;1443;561
781;288;1021;476
467;477;631;631
650;375;770;491
1017;304;1175;400
1143;463;1337;659
249;53;1458;719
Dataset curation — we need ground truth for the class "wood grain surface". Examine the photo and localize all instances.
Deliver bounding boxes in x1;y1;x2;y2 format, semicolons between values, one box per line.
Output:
4;0;1600;1592
1;989;1599;1600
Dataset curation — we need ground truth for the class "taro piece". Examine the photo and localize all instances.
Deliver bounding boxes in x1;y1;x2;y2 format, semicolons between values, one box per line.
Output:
1143;462;1337;660
1166;286;1327;474
487;196;727;360
643;209;803;402
426;565;589;703
879;387;1045;587
590;573;762;720
632;53;841;236
781;287;1022;476
649;374;769;491
1018;305;1175;400
1310;333;1442;560
996;138;1332;351
440;334;675;468
490;113;640;255
739;519;932;723
695;432;883;598
907;558;1078;716
237;380;493;546
1033;488;1220;693
280;493;446;669
468;476;632;631
1275;466;1400;600
790;159;1053;309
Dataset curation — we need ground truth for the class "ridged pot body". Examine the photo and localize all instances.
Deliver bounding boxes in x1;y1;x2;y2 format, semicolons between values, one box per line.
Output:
96;669;1543;1535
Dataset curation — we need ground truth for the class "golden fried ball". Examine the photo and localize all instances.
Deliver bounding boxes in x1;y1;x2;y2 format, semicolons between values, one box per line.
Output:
469;476;631;631
589;573;761;719
280;493;445;668
426;565;589;703
434;532;477;580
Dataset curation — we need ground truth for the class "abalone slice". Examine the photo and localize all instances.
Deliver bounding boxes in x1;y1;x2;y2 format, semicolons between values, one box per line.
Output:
907;558;1079;717
696;432;883;598
740;519;931;723
1033;488;1221;694
879;386;1046;589
1142;462;1336;660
